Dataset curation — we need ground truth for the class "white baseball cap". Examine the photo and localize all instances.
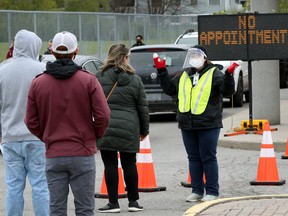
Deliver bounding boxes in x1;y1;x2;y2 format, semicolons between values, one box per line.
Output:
51;31;78;54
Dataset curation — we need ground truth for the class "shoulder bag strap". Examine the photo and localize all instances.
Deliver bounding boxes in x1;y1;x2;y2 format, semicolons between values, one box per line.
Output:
106;82;118;101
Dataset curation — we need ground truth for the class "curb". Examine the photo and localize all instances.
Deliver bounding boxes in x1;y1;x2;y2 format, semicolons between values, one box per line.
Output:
183;194;288;216
218;139;286;152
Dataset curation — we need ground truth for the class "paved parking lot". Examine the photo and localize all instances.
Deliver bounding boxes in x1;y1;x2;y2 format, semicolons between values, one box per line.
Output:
1;130;288;215
1;91;288;215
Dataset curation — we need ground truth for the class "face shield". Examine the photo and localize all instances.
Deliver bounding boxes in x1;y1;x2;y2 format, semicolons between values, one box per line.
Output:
183;48;207;69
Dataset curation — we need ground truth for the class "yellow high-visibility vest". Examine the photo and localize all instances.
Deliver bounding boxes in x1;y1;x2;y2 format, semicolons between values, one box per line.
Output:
178;67;216;114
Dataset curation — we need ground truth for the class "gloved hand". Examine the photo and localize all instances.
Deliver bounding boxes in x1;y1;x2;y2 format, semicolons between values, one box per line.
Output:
227;62;239;74
153;53;166;69
227;60;242;74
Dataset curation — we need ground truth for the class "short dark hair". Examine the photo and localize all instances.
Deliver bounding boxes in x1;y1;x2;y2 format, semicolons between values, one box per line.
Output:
136;34;143;39
52;45;74;59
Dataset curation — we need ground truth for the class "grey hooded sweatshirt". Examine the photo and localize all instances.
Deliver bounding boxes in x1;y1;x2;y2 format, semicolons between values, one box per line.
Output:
0;29;45;143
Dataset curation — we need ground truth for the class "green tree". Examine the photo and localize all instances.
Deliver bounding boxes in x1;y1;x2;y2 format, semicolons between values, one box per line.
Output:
0;0;57;10
278;0;288;13
55;0;65;9
0;0;109;11
0;0;9;9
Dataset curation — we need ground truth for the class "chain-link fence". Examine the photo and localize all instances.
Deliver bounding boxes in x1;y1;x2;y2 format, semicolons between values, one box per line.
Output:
0;10;198;60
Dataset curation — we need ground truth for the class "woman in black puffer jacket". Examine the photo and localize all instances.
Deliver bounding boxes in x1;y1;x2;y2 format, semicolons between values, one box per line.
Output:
96;44;149;213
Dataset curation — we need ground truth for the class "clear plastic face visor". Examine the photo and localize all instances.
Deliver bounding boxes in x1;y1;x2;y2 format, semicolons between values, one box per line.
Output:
183;48;207;68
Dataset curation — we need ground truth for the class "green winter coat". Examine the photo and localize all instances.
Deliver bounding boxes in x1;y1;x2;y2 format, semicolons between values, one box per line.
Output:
96;66;149;153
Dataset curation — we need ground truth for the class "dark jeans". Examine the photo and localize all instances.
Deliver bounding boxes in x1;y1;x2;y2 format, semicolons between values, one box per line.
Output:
181;128;220;196
100;150;139;204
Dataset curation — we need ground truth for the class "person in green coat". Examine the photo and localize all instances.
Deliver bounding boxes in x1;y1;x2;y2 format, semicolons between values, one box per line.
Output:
96;44;149;213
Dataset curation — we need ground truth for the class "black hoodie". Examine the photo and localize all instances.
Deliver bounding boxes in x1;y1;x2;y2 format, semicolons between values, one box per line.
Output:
45;58;82;79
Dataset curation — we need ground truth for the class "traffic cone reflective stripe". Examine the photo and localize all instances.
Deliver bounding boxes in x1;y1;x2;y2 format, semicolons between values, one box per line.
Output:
139;148;152;154
250;122;285;185
95;152;127;198
281;138;288;159
137;135;166;192
260;146;275;157
137;149;153;163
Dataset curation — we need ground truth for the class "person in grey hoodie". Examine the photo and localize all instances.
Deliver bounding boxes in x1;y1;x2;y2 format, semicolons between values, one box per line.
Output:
25;31;110;216
0;29;49;216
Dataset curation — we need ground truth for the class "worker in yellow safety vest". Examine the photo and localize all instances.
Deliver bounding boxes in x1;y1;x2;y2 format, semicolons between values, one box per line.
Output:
153;45;236;202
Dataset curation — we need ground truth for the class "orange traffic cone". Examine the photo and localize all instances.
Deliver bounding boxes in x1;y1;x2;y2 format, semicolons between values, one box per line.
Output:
136;135;166;192
95;152;127;198
281;138;288;159
181;171;206;188
181;171;192;187
250;122;285;185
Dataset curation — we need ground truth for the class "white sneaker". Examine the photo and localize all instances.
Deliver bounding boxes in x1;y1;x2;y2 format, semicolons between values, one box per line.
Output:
201;195;218;202
186;193;203;202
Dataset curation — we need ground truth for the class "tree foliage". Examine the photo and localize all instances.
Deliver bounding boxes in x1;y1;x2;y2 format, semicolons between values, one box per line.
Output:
278;0;288;13
0;0;108;11
0;0;10;9
0;0;57;10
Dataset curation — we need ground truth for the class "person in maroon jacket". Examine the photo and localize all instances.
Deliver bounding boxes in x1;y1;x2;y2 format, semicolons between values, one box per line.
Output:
25;31;110;216
6;37;14;59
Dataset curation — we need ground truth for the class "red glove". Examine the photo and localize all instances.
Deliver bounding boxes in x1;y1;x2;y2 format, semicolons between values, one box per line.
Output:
227;62;239;74
153;53;166;69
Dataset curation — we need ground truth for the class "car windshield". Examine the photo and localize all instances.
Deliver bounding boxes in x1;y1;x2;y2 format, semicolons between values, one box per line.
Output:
130;50;187;70
176;37;198;45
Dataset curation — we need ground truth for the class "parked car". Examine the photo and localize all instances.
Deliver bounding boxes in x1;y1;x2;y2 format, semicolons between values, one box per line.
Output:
130;43;243;113
130;43;248;113
0;54;104;76
39;54;103;75
130;44;193;113
174;29;249;107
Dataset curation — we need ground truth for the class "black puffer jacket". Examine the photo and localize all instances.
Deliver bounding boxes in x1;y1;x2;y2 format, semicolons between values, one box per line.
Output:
157;63;235;130
96;66;149;153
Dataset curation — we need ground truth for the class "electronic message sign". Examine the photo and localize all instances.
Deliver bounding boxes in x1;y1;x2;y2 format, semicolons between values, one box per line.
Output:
198;13;288;61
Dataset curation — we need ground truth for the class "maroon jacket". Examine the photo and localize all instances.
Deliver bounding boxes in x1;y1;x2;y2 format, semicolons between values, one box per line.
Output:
6;46;13;59
25;69;110;158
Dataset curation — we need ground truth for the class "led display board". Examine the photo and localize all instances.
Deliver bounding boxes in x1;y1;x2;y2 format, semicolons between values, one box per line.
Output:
198;13;288;61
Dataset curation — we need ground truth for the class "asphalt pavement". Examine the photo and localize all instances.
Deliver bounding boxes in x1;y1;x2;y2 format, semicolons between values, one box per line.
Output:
0;89;288;216
184;88;288;216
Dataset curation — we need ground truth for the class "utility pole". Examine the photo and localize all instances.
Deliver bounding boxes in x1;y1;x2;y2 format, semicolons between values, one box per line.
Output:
134;0;138;14
224;0;230;11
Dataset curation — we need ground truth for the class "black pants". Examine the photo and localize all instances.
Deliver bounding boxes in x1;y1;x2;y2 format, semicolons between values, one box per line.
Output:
100;150;139;204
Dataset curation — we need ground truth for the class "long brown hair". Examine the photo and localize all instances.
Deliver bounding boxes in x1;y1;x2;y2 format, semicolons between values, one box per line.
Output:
101;44;135;73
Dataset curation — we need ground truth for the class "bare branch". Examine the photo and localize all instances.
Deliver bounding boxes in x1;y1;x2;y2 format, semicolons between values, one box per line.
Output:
109;0;134;13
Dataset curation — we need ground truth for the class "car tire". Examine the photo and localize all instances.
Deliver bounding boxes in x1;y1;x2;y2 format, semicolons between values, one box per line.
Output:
231;75;243;107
